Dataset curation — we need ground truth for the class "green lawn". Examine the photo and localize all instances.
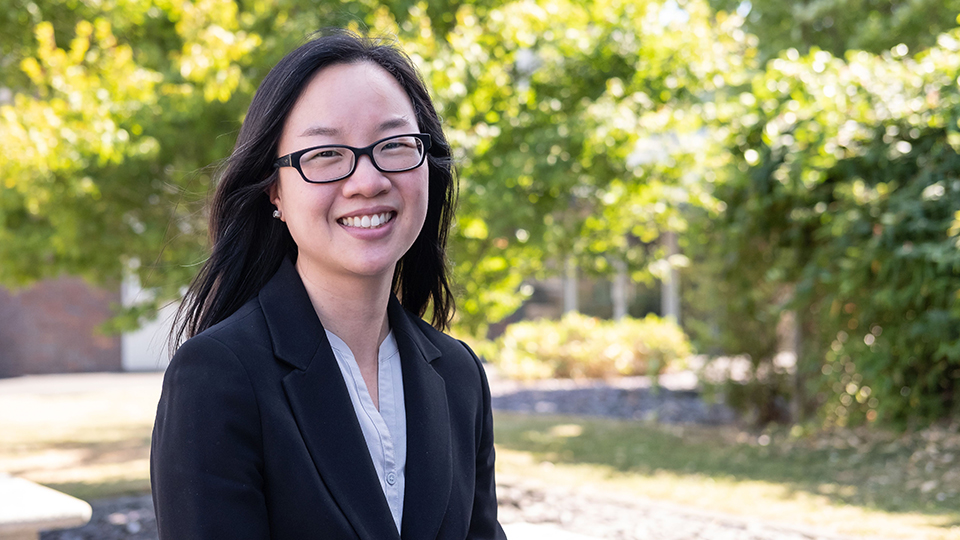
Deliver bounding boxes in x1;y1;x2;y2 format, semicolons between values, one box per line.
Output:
493;411;960;539
1;379;958;538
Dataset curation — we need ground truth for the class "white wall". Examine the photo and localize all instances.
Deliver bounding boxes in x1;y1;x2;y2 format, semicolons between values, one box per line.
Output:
120;275;175;371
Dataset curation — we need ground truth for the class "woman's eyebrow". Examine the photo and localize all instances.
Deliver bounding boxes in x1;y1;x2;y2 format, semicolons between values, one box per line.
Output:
299;126;340;138
378;117;413;132
298;117;412;139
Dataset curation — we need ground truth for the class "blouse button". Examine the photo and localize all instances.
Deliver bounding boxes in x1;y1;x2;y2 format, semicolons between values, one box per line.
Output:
386;471;397;485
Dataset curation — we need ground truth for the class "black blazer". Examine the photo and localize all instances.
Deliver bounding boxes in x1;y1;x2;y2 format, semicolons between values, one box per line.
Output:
151;259;506;540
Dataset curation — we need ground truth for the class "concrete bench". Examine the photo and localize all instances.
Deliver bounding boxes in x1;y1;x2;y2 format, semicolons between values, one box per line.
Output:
0;475;91;540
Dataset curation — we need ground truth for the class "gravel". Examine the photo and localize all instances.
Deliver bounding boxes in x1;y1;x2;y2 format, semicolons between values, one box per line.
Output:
497;477;860;540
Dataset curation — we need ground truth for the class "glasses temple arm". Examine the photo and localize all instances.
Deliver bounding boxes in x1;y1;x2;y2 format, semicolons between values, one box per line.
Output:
274;155;293;168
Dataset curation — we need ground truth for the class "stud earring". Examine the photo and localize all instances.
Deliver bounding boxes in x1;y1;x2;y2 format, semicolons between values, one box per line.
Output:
272;209;282;219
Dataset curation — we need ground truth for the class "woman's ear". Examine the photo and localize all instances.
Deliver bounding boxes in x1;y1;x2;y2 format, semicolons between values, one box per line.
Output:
268;181;283;220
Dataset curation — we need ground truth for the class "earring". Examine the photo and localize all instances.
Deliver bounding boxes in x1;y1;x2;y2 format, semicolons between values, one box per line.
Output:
272;209;282;219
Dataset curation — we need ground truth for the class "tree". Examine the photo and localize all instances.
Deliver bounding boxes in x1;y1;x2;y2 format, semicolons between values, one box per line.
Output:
399;0;753;334
708;0;960;60
1;0;753;338
691;29;960;426
0;0;401;322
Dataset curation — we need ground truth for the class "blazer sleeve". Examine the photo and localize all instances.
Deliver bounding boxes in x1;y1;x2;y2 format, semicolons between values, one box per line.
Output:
151;335;270;540
463;343;508;540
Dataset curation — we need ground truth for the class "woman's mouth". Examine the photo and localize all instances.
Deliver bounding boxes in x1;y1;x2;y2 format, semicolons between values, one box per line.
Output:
338;212;395;229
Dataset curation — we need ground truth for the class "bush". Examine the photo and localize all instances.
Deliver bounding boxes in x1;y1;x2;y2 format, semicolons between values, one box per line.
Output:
492;312;693;380
685;37;960;426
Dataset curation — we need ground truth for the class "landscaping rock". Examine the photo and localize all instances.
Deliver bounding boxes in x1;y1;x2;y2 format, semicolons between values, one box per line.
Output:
489;371;737;425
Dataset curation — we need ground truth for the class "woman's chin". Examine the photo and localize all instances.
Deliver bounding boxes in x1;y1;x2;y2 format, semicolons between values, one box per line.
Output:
298;253;399;284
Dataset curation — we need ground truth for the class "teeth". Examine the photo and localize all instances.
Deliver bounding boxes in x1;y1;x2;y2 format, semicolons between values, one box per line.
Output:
341;212;392;229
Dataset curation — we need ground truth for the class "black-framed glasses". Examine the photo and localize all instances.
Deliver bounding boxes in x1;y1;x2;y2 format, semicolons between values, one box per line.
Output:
274;133;432;184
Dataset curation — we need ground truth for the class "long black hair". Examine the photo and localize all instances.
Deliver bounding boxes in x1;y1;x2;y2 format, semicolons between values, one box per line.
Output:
171;30;456;348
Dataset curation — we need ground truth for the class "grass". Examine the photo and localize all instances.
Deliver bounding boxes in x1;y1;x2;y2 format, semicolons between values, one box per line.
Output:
493;411;960;539
1;375;959;539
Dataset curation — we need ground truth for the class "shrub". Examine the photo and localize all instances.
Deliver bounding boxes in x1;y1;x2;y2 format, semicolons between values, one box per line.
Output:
492;312;693;380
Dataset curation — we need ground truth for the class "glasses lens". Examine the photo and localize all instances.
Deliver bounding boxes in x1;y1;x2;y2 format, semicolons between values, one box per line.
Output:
299;146;354;183
373;135;425;172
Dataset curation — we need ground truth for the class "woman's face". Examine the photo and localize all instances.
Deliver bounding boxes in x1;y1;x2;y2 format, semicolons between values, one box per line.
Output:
271;61;429;287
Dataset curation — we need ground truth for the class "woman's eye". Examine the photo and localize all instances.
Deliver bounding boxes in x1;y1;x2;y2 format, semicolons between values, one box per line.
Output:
304;148;345;162
381;138;415;151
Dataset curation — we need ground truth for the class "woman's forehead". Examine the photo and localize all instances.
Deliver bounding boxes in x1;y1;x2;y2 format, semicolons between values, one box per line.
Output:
283;62;417;140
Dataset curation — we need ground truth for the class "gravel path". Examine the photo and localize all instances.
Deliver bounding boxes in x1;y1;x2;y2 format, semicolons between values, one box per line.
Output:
38;372;858;540
496;477;860;540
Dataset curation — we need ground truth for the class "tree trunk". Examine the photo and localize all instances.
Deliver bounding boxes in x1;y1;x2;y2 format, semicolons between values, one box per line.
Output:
563;256;578;314
661;231;680;323
612;258;628;320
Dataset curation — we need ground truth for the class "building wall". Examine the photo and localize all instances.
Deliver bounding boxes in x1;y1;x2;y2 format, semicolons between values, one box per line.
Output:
119;276;174;372
0;278;122;378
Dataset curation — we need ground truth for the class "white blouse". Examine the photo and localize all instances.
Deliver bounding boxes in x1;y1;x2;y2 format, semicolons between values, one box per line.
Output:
324;329;406;533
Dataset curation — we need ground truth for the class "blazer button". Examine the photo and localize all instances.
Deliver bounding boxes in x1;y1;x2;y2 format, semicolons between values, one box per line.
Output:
386;471;397;485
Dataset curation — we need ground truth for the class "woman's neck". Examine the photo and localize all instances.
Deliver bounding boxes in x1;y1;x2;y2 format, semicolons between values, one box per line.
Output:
295;261;392;364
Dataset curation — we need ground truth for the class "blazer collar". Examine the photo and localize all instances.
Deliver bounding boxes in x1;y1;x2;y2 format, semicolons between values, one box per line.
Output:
388;298;452;540
258;258;324;371
257;259;444;369
259;260;452;540
261;260;398;540
387;296;441;364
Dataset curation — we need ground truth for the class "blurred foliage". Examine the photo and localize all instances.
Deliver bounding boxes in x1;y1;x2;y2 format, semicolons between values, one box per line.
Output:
0;0;753;336
397;0;753;335
493;312;691;379
708;0;960;61
3;0;960;428
0;0;361;317
689;30;960;427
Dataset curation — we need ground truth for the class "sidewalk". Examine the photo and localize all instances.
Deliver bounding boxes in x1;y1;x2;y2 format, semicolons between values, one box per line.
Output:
0;372;164;396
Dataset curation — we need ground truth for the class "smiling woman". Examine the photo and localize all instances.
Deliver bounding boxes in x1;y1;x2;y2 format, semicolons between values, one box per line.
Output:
151;30;506;540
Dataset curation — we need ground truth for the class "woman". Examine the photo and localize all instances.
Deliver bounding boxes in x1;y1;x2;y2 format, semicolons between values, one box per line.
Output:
151;30;506;540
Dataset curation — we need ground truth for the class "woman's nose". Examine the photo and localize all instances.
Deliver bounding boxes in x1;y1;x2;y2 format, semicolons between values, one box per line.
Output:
341;155;391;197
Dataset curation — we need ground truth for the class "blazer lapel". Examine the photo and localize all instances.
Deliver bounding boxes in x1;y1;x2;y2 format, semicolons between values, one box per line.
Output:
389;299;453;540
260;260;400;540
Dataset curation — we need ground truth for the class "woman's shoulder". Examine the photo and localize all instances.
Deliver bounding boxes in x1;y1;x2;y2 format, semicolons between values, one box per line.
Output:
399;310;476;361
161;296;283;411
397;311;489;390
173;296;271;366
203;297;268;340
